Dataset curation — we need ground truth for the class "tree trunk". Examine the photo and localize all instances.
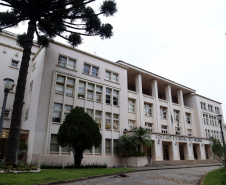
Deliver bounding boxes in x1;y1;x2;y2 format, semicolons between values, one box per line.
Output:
5;19;36;166
73;151;84;168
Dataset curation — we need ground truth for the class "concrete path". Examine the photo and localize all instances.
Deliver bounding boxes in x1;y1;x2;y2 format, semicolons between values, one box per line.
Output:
58;166;220;185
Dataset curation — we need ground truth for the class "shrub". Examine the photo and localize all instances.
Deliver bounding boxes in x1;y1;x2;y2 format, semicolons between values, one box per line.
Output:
40;162;63;169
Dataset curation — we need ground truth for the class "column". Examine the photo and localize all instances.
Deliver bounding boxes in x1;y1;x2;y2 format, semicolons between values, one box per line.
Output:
135;74;144;127
165;85;174;134
177;89;187;135
151;80;160;133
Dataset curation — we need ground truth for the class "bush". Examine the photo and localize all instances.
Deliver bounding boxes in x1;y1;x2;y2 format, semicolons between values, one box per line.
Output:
40;162;63;169
132;151;146;157
0;163;38;171
65;163;107;169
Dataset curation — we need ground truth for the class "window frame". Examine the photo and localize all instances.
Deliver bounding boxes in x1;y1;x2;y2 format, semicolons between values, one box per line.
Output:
58;55;76;70
128;99;135;113
144;103;152;116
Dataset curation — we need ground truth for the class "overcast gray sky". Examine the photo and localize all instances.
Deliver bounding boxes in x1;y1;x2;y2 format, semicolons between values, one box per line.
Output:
2;0;226;118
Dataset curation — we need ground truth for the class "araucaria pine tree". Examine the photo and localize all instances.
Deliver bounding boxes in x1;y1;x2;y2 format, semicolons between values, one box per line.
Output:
0;0;117;166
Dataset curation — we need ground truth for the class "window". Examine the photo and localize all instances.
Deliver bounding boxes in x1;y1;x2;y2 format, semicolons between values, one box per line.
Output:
61;146;70;153
87;109;93;118
67;58;76;70
215;107;220;114
129;120;136;130
95;111;102;128
144;103;152;116
87;83;94;101
83;64;90;74
78;81;85;99
66;78;74;96
213;117;217;127
209;116;213;126
105;70;118;83
160;107;167;119
85;147;93;154
207;130;210;138
185;113;191;124
113;90;119;106
83;63;99;77
187;129;192;136
4;109;10;119
64;105;72;120
105;113;111;130
200;102;206;110
92;66;98;77
208;105;213;112
203;114;208;125
50;134;59;152
205;129;207;138
95;144;101;154
55;75;65;94
175;127;180;135
52;103;62;123
96;86;102;103
113;114;119;130
145;122;152;132
112;73;118;83
106;88;111;104
161;125;167;134
11;60;19;68
113;140;118;155
105;71;111;80
128;99;135;113
58;55;76;70
105;139;111;154
174;110;179;124
58;56;67;67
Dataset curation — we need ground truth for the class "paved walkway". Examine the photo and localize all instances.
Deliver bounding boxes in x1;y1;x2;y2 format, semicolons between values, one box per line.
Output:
57;165;221;185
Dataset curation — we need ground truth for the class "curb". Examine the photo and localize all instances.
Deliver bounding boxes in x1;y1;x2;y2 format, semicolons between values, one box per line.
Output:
36;164;222;185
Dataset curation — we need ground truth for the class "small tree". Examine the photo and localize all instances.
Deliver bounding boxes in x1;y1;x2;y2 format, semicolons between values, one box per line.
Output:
117;135;134;157
57;107;102;168
131;127;152;154
210;137;226;168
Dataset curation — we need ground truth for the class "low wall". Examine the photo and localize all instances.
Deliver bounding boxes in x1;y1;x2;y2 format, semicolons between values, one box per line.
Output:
38;155;121;167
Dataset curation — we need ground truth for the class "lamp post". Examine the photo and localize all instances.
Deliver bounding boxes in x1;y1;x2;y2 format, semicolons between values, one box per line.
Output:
217;114;225;148
0;78;14;141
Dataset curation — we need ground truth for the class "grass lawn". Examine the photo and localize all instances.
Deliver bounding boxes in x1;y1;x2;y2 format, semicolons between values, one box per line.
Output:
0;168;133;185
203;167;226;185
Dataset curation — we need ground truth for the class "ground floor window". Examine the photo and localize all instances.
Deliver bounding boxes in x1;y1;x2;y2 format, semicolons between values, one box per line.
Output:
105;139;111;154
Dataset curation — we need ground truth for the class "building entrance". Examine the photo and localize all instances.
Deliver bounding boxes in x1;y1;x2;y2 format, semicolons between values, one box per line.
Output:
179;145;185;160
163;144;169;160
0;138;7;160
147;148;152;159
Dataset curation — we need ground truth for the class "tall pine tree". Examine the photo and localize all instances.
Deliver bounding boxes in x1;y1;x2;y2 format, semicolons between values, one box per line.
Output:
0;0;117;166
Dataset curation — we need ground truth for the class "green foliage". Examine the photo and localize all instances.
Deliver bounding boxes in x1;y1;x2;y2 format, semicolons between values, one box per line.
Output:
210;137;226;167
203;167;226;185
16;33;27;48
0;163;38;171
65;162;107;169
118;127;152;156
131;127;152;153
0;0;117;47
18;142;27;151
117;135;134;157
0;168;133;185
57;107;102;167
210;137;224;157
40;162;63;169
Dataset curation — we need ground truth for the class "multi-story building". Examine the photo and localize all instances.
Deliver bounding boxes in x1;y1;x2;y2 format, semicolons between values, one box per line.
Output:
0;31;225;166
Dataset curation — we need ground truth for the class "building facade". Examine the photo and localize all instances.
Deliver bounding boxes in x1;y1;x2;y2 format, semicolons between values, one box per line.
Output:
0;31;225;166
